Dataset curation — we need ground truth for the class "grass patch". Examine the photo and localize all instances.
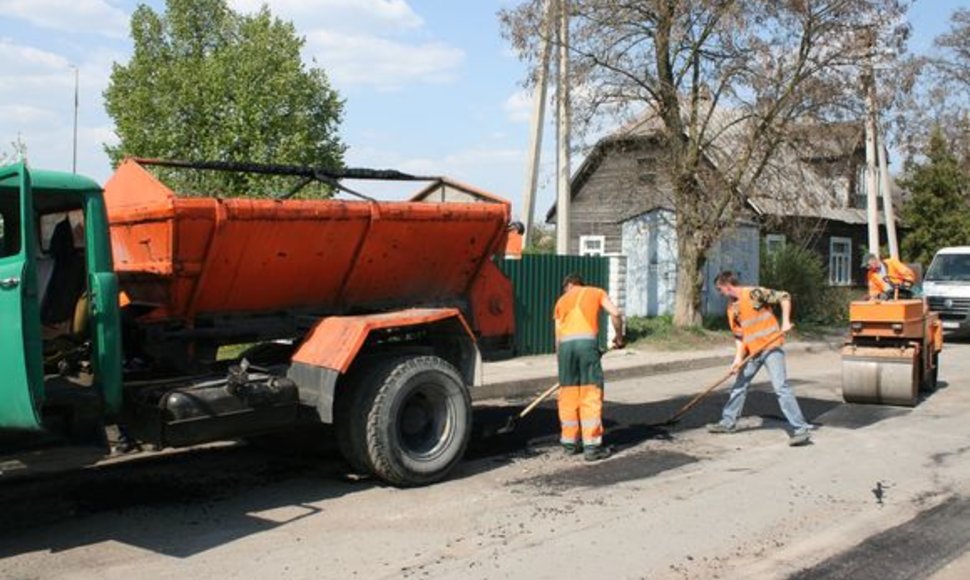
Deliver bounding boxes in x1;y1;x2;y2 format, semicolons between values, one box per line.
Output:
625;314;845;351
216;342;254;361
788;323;847;343
626;315;734;351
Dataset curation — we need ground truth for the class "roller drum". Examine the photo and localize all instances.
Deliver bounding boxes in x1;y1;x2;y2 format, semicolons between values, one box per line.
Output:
842;347;919;407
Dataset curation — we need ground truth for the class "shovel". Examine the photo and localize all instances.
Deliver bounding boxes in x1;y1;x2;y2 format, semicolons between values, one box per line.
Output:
494;341;624;435
652;330;787;427
495;382;560;435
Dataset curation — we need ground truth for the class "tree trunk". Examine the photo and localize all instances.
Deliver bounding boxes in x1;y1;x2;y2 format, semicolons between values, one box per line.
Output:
673;227;705;327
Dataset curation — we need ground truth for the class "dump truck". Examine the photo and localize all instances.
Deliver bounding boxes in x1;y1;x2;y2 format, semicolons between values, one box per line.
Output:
0;159;517;486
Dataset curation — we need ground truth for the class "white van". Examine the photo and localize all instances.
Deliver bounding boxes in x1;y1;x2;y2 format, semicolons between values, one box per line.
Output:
922;246;970;334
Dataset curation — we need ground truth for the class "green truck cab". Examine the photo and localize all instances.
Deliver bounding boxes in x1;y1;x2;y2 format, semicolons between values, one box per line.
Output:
0;163;122;438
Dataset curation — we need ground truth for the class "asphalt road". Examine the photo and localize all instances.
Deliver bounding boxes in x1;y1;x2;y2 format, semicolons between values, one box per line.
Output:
2;342;970;579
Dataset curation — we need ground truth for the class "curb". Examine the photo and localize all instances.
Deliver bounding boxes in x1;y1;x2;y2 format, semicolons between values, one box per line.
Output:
471;341;837;402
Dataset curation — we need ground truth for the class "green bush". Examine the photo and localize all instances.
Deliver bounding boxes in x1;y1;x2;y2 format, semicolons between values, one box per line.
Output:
760;244;849;324
809;286;855;325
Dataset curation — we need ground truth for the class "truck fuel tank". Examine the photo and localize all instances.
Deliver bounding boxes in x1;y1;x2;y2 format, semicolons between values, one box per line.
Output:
128;364;299;448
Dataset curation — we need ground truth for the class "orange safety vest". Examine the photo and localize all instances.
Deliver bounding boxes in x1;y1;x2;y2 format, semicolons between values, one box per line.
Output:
868;258;916;297
555;286;606;340
729;287;784;355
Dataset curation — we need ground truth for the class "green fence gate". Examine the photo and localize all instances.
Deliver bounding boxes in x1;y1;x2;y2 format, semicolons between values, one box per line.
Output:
498;254;610;355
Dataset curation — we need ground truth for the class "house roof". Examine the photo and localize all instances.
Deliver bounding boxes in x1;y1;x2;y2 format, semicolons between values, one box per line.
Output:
547;106;872;225
410;177;510;205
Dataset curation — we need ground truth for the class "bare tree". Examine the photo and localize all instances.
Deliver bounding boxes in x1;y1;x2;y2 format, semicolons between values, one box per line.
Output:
501;0;908;326
893;8;970;167
0;135;27;166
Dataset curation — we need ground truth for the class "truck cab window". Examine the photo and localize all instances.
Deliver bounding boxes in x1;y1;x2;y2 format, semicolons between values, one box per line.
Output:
38;210;88;346
0;196;22;258
40;209;85;252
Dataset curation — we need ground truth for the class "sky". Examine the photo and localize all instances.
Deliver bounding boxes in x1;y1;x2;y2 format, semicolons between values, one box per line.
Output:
0;0;966;223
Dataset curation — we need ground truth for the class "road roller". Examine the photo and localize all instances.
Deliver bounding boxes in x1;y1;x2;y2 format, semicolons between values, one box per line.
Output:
842;298;943;406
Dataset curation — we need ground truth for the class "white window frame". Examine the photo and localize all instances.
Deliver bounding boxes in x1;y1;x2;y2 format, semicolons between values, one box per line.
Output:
579;235;606;256
829;236;852;286
765;233;786;254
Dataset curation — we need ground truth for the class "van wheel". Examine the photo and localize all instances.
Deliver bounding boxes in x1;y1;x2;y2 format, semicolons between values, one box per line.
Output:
361;356;471;487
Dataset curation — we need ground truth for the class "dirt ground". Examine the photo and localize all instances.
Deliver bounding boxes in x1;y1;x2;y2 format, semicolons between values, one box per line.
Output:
2;344;970;579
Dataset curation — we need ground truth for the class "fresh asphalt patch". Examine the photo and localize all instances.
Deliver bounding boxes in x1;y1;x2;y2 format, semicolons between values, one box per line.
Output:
789;496;970;580
511;449;698;491
472;389;842;450
0;384;915;539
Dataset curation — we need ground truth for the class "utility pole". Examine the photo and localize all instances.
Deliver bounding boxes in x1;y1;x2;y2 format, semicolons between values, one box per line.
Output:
555;0;571;255
877;135;899;259
72;65;79;174
520;0;554;249
862;46;880;256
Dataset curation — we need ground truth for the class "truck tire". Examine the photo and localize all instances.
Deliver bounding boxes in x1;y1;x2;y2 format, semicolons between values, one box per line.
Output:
334;357;403;475
362;356;471;487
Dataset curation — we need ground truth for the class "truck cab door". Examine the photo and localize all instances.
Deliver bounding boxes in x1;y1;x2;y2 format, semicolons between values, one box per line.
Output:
0;164;44;430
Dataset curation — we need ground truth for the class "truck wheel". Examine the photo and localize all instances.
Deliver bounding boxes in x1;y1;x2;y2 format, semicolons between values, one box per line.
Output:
334;357;403;475
363;356;471;487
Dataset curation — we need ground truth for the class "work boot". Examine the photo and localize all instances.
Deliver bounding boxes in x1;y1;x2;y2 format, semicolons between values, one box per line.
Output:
583;445;612;462
562;443;582;456
706;422;736;434
788;429;812;447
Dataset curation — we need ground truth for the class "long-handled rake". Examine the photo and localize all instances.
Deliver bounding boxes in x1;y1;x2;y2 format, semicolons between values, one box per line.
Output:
652;331;786;427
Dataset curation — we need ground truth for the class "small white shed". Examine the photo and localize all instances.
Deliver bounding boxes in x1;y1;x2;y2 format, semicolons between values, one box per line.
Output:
621;209;760;318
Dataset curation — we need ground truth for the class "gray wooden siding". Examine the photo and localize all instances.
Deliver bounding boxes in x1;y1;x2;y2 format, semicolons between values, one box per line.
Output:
566;142;676;254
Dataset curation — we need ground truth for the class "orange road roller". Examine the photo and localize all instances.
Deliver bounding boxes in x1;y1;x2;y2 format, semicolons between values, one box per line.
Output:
841;299;943;406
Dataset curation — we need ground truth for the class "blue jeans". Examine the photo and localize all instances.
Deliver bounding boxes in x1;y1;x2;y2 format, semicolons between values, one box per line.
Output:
719;348;810;433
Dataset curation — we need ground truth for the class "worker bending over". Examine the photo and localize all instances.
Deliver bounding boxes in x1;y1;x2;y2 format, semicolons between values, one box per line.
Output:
554;273;624;461
707;271;812;447
865;253;916;300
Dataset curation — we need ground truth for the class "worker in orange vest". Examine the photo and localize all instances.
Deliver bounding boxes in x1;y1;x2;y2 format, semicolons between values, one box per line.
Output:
708;271;812;446
554;273;625;461
864;253;916;300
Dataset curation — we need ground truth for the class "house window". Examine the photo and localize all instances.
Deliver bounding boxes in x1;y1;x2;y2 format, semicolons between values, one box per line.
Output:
579;235;605;256
636;158;657;186
765;234;786;254
829;236;852;286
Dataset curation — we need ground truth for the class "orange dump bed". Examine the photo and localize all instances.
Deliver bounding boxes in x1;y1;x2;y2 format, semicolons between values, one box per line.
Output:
103;160;510;323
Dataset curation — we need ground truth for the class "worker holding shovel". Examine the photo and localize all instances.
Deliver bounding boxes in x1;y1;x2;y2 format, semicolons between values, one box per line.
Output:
554;273;625;461
707;271;812;447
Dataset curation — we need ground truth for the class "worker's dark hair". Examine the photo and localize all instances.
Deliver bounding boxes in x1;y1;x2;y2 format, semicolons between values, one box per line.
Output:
714;270;740;287
562;273;585;287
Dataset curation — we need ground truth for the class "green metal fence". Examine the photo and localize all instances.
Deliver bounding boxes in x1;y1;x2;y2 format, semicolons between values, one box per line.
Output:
498;254;610;355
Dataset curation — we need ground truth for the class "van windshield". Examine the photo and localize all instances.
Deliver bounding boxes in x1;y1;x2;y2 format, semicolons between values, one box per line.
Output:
925;254;970;282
